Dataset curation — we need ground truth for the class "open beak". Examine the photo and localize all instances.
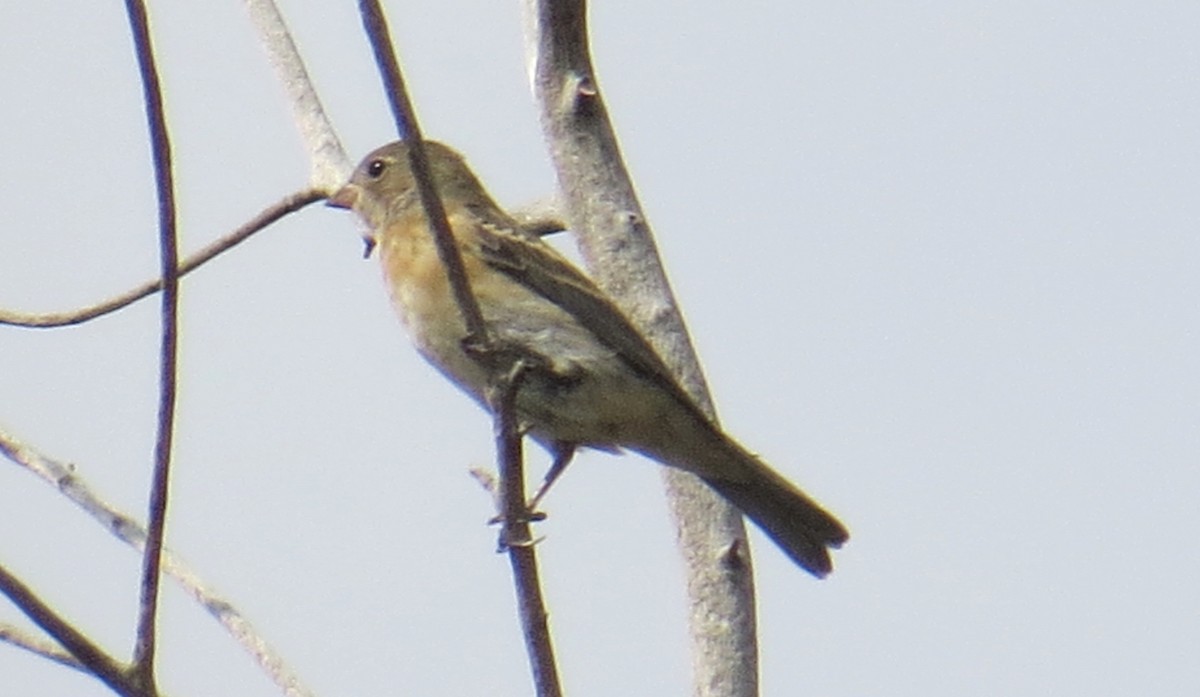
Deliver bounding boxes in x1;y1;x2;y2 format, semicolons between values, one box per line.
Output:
326;184;358;210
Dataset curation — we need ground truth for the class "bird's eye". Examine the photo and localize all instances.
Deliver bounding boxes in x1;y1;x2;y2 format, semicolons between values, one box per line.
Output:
366;159;387;178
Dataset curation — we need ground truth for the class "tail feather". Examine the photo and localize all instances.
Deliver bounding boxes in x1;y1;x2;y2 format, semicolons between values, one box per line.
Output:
702;465;848;578
629;410;848;576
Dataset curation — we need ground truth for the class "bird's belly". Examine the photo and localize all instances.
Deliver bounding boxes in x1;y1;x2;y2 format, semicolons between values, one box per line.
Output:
382;244;693;453
405;311;682;451
513;359;679;448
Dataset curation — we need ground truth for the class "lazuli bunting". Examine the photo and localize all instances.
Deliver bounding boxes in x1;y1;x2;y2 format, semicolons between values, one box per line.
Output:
327;141;848;577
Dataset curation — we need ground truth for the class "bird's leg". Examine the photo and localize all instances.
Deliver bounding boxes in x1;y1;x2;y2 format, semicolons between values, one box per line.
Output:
528;441;577;512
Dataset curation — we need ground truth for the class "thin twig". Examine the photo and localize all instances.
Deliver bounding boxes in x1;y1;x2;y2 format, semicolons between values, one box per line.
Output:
0;622;86;673
521;3;759;696
123;0;177;686
489;361;562;697
352;5;564;691
356;0;490;345
0;427;319;697
0;189;324;329
0;564;141;696
492;361;534;550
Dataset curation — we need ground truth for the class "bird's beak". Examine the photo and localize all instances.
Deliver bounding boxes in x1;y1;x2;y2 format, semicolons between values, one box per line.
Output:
326;184;358;210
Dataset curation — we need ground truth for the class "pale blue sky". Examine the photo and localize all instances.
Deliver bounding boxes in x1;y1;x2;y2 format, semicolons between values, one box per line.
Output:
2;2;1198;696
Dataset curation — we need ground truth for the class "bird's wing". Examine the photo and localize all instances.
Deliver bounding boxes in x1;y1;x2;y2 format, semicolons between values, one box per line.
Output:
469;210;705;418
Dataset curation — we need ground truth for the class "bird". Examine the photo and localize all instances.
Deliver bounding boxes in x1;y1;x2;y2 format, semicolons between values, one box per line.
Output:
327;140;848;577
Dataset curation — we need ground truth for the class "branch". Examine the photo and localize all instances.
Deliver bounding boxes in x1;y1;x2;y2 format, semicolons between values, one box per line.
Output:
0;428;319;697
243;0;350;189
2;3;337;332
122;1;179;685
0;622;86;673
356;0;490;345
0;190;323;328
0;564;144;697
351;4;564;692
521;3;759;696
487;362;563;697
2;5;346;694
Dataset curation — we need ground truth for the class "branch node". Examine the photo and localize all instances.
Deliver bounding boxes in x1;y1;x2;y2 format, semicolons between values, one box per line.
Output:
499;529;543;551
55;472;77;492
487;509;548;527
560;71;597;114
576;74;597;98
721;538;749;572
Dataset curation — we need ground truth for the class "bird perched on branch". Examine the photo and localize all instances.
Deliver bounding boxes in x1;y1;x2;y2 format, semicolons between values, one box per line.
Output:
327;140;848;577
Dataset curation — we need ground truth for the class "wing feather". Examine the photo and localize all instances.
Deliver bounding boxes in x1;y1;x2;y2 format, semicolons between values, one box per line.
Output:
469;213;706;420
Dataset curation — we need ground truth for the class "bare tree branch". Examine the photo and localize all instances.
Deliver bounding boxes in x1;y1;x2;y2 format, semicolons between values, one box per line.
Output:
4;3;344;695
350;5;566;692
488;361;563;697
356;0;490;345
0;622;86;673
0;564;145;697
243;0;350;189
121;2;179;687
0;190;324;329
0;427;319;697
520;3;760;696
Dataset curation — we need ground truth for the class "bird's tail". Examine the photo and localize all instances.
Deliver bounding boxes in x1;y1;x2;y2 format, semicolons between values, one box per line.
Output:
630;411;848;577
700;459;848;577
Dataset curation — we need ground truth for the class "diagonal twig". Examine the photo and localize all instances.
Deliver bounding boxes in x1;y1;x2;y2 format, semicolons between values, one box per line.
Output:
0;189;324;329
356;0;489;346
352;4;562;693
0;427;318;697
0;622;86;673
0;564;142;696
243;0;350;189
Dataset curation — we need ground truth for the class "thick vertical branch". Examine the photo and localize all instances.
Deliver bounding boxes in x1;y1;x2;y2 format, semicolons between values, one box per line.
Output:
521;3;760;696
123;0;178;688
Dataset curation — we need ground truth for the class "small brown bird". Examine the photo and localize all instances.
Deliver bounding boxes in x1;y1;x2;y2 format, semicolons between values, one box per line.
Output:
327;140;848;577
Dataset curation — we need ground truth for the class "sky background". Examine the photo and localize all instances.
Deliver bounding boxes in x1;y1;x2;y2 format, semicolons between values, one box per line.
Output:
2;2;1198;695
